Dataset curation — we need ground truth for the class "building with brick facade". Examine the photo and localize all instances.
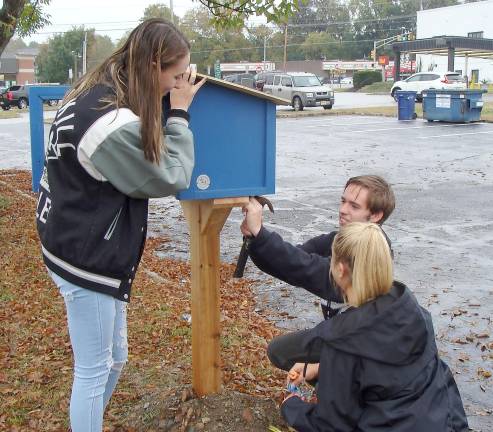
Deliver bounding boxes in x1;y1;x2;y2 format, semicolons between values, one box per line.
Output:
0;48;38;87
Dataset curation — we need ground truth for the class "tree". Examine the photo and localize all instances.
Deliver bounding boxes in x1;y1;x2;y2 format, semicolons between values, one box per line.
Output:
0;0;51;55
142;4;179;23
86;35;115;71
198;0;309;28
300;31;341;61
36;27;96;84
180;6;260;73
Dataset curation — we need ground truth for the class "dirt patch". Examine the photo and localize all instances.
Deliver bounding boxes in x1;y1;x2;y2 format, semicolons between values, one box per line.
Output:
119;387;285;432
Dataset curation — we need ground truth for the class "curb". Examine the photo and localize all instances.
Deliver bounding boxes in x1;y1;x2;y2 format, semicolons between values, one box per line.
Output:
276;109;493;122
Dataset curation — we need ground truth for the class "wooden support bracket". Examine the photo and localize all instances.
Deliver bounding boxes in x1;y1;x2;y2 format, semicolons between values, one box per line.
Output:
180;197;248;396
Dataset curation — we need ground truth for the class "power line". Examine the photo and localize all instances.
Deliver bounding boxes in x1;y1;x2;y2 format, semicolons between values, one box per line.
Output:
190;36;405;56
30;12;417;38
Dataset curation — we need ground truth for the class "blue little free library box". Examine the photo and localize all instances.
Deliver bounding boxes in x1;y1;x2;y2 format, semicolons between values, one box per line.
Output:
177;74;289;200
28;77;289;195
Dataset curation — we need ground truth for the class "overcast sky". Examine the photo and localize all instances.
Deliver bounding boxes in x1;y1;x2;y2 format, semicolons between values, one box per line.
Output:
22;0;198;44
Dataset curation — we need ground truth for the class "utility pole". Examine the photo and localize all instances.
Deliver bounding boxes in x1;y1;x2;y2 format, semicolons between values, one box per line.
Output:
73;53;78;83
82;32;87;75
263;35;267;64
263;32;274;66
283;24;288;72
170;0;174;24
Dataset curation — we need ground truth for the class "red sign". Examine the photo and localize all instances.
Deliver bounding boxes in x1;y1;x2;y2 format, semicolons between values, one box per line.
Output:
378;55;389;66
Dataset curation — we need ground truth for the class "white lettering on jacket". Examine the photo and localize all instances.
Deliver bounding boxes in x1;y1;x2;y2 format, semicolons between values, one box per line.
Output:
36;192;51;224
46;100;76;160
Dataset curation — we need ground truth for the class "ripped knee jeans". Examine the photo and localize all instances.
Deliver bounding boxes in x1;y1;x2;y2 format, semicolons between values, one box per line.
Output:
50;271;128;432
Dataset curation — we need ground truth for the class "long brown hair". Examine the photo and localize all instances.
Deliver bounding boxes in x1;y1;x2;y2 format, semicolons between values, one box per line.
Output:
63;19;190;163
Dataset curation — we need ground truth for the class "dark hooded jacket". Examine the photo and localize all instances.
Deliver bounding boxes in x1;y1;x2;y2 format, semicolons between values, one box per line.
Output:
281;282;468;432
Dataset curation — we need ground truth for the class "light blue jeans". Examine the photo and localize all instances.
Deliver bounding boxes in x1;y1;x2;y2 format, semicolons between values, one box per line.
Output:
50;271;128;432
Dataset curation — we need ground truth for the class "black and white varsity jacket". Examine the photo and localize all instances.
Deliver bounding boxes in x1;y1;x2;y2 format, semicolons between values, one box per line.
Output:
36;84;194;302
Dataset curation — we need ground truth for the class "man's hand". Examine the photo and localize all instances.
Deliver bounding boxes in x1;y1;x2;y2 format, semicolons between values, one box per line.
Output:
241;197;264;237
170;66;206;111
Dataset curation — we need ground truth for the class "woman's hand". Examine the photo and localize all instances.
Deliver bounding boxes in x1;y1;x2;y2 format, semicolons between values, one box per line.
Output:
170;66;206;111
287;362;319;386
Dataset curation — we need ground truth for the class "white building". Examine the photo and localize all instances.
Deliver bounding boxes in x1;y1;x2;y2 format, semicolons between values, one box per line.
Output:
417;0;493;82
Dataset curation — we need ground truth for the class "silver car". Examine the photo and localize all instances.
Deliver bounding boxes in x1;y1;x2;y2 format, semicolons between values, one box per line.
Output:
263;72;335;111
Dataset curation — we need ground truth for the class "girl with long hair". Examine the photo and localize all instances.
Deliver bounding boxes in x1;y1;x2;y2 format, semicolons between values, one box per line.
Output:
36;19;205;431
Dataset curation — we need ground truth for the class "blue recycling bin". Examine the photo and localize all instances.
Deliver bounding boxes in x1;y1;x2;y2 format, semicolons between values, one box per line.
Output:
396;90;417;120
422;89;487;123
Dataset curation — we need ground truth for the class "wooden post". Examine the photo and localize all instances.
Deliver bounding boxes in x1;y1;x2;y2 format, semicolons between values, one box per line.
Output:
181;197;249;396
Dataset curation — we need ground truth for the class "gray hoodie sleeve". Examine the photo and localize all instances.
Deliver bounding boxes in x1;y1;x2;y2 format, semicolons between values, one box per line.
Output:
77;108;194;199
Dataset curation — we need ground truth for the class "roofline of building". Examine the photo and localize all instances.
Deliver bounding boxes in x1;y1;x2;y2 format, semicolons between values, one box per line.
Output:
392;36;493;58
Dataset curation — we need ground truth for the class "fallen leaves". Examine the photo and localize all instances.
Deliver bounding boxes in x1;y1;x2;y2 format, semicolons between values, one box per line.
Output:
477;368;492;379
0;170;286;431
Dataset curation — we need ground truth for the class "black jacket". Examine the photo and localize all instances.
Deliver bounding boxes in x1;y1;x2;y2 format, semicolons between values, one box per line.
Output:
36;85;194;301
248;227;340;303
248;227;393;314
281;282;468;432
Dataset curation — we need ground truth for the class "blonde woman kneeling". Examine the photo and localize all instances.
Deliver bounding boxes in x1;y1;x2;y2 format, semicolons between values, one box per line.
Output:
281;222;468;431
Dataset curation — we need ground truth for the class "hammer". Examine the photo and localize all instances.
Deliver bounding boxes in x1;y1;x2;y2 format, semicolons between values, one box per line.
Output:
233;196;274;278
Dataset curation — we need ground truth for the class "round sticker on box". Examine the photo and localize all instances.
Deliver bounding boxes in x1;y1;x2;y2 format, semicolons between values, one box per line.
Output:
196;174;210;190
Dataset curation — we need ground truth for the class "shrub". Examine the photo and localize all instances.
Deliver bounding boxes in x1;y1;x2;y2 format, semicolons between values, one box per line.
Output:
353;70;382;90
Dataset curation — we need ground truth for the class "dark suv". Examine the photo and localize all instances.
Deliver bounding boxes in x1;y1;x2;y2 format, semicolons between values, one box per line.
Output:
223;73;255;89
0;85;59;110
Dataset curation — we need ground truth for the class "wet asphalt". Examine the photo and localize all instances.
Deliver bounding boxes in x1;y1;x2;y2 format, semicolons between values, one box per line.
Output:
151;114;493;430
1;109;492;429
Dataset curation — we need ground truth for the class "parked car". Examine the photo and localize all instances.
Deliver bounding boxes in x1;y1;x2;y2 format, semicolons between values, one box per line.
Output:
262;72;334;111
254;71;283;91
0;84;60;110
390;72;466;101
340;77;353;85
223;73;255;89
318;76;333;86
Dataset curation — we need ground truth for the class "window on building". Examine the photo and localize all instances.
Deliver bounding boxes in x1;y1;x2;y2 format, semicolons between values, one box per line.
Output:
467;31;484;39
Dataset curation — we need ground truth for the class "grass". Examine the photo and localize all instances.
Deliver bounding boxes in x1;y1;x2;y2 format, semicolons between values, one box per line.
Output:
358;81;393;94
0;194;10;211
278;101;493;122
0;110;21;119
0;104;58;120
332;86;354;92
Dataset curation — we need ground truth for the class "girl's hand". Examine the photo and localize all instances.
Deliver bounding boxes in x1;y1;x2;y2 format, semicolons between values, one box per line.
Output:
170;66;206;111
287;363;319;386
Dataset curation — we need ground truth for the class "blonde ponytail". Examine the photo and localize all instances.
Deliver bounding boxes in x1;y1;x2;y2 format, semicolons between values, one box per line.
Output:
332;222;393;307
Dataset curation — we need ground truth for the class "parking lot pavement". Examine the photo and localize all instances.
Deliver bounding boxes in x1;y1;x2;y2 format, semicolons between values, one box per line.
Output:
248;116;493;430
2;114;492;428
216;115;492;428
276;91;395;111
